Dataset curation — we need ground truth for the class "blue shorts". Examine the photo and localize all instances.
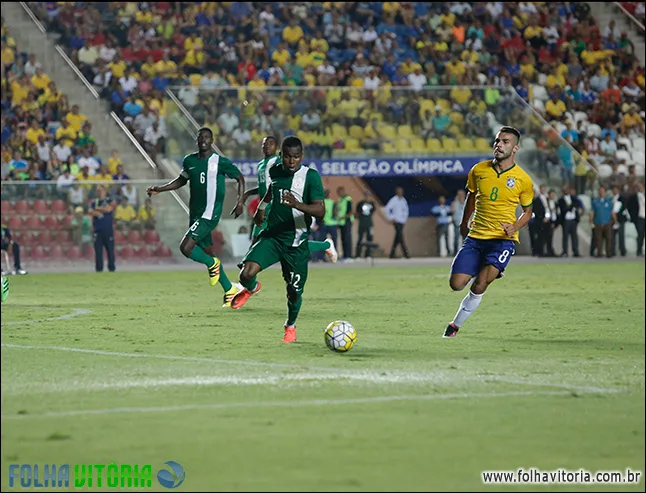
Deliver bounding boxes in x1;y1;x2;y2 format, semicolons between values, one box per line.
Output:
450;237;516;277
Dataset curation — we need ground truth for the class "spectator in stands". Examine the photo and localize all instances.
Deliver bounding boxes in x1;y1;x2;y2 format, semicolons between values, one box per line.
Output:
55;166;75;197
67;180;86;211
114;195;137;231
1;221;27;275
137;197;156;231
70;206;92;248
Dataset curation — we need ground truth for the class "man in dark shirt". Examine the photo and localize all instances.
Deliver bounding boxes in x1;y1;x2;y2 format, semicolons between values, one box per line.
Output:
1;223;27;275
90;185;117;272
355;190;377;258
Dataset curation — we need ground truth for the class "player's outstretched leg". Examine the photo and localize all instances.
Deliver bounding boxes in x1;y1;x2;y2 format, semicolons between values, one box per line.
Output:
203;245;242;307
180;236;221;286
309;238;338;263
231;261;262;310
444;264;500;338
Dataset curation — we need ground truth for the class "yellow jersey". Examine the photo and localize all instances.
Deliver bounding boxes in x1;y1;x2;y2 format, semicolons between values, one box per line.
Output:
466;160;534;242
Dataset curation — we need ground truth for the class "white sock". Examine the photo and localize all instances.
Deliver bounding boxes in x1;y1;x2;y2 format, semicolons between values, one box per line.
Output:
451;290;483;328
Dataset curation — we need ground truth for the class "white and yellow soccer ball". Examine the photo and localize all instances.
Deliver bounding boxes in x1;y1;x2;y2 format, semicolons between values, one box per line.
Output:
324;320;357;352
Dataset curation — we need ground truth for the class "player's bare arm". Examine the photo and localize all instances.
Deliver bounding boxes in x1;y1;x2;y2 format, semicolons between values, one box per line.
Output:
146;174;188;196
282;192;325;220
230;173;246;218
254;183;272;226
501;204;532;237
460;191;476;238
243;187;259;203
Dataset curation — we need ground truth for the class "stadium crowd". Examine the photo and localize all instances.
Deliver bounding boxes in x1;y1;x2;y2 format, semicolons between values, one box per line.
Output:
2;2;645;263
26;2;644;186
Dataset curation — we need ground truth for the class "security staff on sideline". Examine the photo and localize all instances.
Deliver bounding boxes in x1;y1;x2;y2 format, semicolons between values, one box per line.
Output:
336;186;354;260
90;185;117;272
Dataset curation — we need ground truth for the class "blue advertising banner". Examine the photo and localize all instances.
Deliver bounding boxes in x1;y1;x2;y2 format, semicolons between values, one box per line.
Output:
232;156;488;178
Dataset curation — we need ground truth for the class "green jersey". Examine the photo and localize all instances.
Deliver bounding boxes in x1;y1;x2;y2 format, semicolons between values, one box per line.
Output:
265;164;325;247
180;152;241;220
257;155;280;200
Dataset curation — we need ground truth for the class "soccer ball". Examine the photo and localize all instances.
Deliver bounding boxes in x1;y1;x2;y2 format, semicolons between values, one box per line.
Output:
324;320;357;352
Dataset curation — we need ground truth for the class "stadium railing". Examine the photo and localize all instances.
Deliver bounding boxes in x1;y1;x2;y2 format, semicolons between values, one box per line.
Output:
163;83;599;197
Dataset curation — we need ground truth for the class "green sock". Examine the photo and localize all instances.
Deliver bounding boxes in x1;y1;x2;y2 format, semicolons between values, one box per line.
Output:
241;275;258;292
189;246;215;267
308;240;329;253
219;267;232;292
286;296;302;326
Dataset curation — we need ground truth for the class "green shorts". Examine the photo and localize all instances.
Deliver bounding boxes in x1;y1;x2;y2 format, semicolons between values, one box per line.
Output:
185;217;219;250
243;237;309;295
251;221;267;239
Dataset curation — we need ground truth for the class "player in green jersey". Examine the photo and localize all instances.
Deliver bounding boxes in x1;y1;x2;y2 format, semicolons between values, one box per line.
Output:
231;136;326;343
242;135;337;261
146;127;246;307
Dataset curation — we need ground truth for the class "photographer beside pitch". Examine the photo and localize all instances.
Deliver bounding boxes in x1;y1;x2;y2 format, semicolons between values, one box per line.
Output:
443;126;534;338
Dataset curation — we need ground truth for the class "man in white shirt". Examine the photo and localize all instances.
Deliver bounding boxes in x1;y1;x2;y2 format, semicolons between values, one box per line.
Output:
218;108;239;136
56;167;76;193
231;125;251;155
407;67;427;92
24;53;42;77
53;141;72;164
77;148;100;175
385;187;410;259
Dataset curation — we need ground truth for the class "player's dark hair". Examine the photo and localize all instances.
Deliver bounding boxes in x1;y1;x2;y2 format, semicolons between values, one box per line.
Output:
281;136;303;152
265;135;277;143
498;126;521;144
197;127;213;138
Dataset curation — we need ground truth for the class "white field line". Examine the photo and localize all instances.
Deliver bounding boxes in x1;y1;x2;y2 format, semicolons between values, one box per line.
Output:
0;389;604;420
1;308;91;326
1;343;621;395
0;370;460;394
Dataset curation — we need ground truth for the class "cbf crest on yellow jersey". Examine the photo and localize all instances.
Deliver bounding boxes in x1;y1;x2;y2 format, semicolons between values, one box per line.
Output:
466;160;534;242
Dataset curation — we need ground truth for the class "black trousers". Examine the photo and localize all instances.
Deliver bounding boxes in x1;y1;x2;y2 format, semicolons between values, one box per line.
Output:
355;222;374;258
338;221;353;259
562;219;579;256
635;218;645;255
1;241;22;270
389;223;409;258
94;229;116;272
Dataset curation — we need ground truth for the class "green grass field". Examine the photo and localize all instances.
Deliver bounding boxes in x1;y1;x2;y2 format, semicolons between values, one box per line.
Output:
1;261;644;492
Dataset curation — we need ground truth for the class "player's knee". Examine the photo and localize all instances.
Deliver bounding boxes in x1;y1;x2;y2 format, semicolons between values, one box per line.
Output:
449;277;468;292
179;244;191;258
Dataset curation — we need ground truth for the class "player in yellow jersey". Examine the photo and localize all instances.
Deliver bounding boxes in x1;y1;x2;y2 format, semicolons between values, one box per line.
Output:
443;126;534;338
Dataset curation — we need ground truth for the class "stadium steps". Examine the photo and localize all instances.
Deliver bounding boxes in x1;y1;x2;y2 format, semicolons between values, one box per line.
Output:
589;2;645;65
4;3;191;262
